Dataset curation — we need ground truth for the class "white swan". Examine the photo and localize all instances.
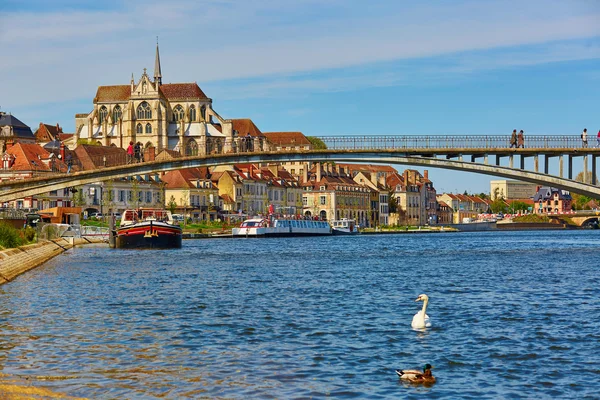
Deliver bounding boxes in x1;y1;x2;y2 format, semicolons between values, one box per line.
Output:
411;294;431;329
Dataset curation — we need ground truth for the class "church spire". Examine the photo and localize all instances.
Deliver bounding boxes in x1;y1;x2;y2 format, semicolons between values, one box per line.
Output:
154;37;162;86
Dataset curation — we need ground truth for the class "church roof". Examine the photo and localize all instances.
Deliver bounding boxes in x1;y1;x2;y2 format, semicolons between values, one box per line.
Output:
94;85;131;103
263;131;311;146
93;82;208;103
0;113;35;140
159;83;207;100
231;119;264;137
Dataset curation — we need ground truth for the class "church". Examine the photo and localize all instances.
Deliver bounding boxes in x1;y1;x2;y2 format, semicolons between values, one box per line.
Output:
74;44;234;156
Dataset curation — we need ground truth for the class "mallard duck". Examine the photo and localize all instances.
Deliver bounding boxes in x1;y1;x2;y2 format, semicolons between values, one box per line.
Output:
411;294;431;329
396;363;436;384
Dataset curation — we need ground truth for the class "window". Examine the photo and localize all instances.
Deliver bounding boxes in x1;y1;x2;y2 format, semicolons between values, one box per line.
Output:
173;105;185;122
136;124;143;134
145;123;152;134
189;105;196;121
200;105;206;121
112;106;122;122
99;106;108;124
146;191;152;203
186;139;198;156
302;197;308;206
127;191;133;201
320;196;326;205
119;190;125;202
137;101;152;119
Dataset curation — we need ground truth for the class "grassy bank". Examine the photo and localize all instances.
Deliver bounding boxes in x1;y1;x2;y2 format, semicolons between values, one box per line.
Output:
0;223;36;250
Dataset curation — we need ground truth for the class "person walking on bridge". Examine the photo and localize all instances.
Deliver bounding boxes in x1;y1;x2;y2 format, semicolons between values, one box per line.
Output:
581;128;588;148
596;130;600;148
517;130;524;148
510;129;517;148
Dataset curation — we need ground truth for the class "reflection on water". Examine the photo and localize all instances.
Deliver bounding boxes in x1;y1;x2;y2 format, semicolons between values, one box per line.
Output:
1;231;600;398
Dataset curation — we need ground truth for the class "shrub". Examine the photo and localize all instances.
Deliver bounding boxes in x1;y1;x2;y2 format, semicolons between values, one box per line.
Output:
0;223;25;249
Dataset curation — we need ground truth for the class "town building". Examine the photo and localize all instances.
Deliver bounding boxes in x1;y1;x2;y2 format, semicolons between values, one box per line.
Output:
161;167;220;221
262;131;312;180
0;112;36;153
302;163;371;226
532;186;573;214
490;180;538;200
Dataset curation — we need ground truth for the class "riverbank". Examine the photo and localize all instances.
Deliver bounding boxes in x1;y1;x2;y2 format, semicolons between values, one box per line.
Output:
0;237;105;285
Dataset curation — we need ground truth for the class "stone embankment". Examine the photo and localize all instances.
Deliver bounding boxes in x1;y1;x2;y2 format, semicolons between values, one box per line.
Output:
0;237;105;285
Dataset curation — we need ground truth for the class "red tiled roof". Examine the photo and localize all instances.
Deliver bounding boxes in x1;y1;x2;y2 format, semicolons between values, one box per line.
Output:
94;85;131;102
6;142;66;172
74;144;127;170
160;83;208;100
162;168;211;189
263;132;310;146
221;194;234;203
232;119;263;137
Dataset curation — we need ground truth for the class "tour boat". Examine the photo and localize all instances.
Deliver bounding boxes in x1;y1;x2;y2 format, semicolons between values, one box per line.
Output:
232;217;332;237
116;208;182;249
331;218;360;235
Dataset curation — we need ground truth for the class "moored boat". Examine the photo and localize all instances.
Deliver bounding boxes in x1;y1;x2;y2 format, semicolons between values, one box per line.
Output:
331;218;360;235
116;208;182;249
232;217;331;237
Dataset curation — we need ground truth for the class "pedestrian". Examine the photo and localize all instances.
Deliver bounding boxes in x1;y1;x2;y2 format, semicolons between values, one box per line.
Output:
596;130;600;148
517;130;524;148
134;142;141;163
581;128;588;148
509;129;517;148
66;153;72;174
127;141;134;164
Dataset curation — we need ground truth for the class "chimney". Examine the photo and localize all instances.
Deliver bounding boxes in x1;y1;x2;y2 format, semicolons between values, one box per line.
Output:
403;170;409;186
316;163;322;182
336;165;341;176
302;166;308;183
60;142;66;160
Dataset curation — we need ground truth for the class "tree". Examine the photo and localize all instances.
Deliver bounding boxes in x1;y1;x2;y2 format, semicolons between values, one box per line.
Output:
71;187;86;207
508;200;530;213
387;187;398;213
490;197;508;213
572;171;596;210
307;137;327;150
168;195;177;214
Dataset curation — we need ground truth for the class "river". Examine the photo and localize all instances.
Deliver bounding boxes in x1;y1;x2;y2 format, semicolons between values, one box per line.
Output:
1;230;599;399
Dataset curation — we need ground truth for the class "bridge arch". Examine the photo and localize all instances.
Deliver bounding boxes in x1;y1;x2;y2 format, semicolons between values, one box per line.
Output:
2;150;600;202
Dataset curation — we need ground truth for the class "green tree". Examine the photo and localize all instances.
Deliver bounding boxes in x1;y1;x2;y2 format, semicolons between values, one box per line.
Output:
131;178;142;209
387;187;398;213
71;186;86;207
571;171;596;210
168;195;177;214
508;200;530;213
490;197;508;213
307;137;327;150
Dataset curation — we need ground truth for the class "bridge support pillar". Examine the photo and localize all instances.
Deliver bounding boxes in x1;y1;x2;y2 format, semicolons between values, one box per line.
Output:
520;155;525;170
534;155;539;173
544;155;550;174
509;155;514;169
593;156;597;186
495;155;501;166
559;155;563;178
583;155;589;184
484;155;488;165
568;155;573;180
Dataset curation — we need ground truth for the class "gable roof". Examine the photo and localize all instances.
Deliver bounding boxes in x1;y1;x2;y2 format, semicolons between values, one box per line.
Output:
5;142;66;172
0;113;35;140
159;83;208;100
232;119;264;137
94;85;131;103
74;144;127;170
263;132;311;146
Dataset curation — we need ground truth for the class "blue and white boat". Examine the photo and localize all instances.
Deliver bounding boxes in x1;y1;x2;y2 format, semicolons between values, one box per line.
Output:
232;217;331;237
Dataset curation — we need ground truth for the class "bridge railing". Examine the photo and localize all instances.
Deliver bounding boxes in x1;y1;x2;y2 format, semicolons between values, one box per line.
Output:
316;135;584;150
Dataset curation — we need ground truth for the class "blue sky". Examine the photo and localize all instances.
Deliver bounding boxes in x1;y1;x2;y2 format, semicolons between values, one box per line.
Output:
1;0;599;193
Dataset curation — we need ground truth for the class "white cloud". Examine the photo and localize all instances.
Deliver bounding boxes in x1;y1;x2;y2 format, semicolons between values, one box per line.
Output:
0;0;598;109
